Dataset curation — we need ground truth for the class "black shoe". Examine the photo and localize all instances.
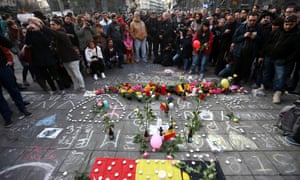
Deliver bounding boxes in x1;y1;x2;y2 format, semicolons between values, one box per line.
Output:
24;101;30;106
4;121;13;128
24;111;32;116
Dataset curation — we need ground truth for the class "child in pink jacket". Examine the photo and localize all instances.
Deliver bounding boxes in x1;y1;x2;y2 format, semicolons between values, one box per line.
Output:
123;24;134;63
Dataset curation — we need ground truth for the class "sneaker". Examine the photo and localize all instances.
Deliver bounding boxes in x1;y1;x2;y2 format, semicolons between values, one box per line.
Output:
93;74;98;80
285;136;300;146
272;91;282;104
4;121;13;128
101;72;106;79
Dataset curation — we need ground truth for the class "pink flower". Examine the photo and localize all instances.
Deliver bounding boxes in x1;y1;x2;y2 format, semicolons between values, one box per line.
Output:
97;101;103;107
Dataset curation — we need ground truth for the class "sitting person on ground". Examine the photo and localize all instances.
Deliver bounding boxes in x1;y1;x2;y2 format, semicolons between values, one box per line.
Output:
85;40;106;80
103;38;122;68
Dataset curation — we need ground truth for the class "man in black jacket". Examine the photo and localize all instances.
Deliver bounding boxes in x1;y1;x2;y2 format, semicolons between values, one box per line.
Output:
145;11;159;59
258;15;299;104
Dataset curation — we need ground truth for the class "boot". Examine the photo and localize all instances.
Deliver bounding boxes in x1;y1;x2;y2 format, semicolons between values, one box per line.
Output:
272;91;282;104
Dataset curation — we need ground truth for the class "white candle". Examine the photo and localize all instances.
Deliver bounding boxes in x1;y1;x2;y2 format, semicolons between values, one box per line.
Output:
158;170;166;180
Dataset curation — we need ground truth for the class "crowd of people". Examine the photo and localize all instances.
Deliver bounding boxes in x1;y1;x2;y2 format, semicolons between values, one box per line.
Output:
0;4;300;128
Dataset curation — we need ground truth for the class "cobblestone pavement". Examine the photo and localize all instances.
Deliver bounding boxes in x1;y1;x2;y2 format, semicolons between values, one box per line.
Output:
0;60;299;180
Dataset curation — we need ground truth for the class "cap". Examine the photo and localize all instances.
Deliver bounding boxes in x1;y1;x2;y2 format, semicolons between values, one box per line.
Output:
284;15;297;23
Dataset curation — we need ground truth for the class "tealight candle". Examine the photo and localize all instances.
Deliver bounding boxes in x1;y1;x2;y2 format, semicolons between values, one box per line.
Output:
237;158;242;163
128;173;132;177
139;170;143;174
122;160;127;164
225;160;230;164
129;164;134;169
97;160;102;165
107;166;112;170
112;161;116;166
168;173;172;178
114;172;119;177
158;170;166;180
94;168;99;173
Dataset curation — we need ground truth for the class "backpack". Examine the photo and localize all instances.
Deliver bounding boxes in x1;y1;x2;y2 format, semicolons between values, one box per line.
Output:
276;103;300;136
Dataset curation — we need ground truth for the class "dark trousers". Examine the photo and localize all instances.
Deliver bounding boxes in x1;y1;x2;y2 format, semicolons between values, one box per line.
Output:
90;60;105;75
0;86;12;124
148;38;158;58
0;65;27;115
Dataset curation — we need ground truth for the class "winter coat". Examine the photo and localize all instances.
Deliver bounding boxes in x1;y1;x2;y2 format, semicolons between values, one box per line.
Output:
25;30;57;67
268;26;300;65
192;31;214;56
42;27;80;63
130;19;147;40
232;23;262;58
74;24;94;50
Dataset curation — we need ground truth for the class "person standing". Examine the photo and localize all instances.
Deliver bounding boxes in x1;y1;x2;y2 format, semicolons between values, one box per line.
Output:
31;18;86;92
130;11;148;63
0;34;31;128
145;11;159;60
258;15;299;104
232;13;262;84
189;21;214;81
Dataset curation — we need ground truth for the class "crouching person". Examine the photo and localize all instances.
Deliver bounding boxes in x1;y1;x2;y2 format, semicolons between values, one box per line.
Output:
85;40;106;80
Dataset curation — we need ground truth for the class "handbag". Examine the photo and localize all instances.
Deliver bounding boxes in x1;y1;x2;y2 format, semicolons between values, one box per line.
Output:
20;45;32;62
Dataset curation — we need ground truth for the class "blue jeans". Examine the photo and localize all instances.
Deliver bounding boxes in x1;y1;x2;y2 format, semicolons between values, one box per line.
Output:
262;57;286;91
190;52;209;74
183;57;191;72
0;65;27;115
134;38;147;62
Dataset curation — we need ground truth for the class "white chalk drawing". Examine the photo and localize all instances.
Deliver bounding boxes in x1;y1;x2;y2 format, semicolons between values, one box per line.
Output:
255;134;281;149
123;135;137;150
58;125;94;149
199;110;213;121
206;121;220;131
177;98;192;109
207;134;233;152
75;125;94;148
272;153;297;174
225;156;242;173
100;129;121;148
251;155;273;173
229;131;258;150
0;162;55;180
262;123;278;133
37;128;63;139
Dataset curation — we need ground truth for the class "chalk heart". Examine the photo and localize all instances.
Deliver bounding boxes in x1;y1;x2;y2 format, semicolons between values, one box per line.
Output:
150;133;162;151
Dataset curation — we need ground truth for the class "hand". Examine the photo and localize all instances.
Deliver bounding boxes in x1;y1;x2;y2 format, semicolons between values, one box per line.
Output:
224;29;231;33
244;32;251;38
258;57;264;63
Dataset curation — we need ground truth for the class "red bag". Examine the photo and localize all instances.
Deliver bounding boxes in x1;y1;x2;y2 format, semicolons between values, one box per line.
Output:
19;45;32;62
